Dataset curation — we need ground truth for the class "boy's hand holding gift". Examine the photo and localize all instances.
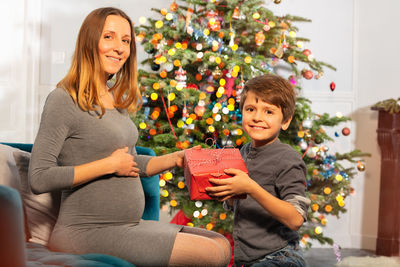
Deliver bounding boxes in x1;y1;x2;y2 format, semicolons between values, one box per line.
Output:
183;148;248;200
206;168;258;201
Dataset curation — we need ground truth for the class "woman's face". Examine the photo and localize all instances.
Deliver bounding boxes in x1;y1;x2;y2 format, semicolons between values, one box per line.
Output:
98;15;131;76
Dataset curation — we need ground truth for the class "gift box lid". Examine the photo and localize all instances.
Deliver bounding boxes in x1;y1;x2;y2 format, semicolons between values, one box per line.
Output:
184;148;248;176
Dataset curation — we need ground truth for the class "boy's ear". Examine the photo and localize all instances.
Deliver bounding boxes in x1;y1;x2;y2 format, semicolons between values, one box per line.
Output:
281;117;292;131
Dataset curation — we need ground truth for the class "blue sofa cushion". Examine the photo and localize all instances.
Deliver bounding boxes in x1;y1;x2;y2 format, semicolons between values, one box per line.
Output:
27;242;135;267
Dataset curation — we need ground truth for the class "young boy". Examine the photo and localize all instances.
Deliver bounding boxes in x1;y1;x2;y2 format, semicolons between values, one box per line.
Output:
206;74;310;267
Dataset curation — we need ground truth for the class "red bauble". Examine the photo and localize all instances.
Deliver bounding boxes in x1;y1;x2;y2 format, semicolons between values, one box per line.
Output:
302;70;313;80
194;105;205;117
303;49;311;56
342;127;350;136
330;82;336;91
170;1;178;12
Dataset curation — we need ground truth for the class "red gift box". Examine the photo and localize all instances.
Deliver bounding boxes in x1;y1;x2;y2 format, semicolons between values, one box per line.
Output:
184;148;248;200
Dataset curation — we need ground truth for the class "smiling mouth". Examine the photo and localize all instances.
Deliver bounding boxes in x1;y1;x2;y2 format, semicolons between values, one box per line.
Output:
250;126;266;130
106;56;122;62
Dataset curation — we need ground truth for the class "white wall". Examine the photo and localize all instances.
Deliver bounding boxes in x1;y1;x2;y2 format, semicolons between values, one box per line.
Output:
1;0;398;250
352;0;400;250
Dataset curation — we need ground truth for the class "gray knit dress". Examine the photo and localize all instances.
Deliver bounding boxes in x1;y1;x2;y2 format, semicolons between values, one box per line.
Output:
29;88;183;266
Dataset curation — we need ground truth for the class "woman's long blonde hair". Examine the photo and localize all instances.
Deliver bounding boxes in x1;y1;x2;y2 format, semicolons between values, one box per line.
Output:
57;7;141;116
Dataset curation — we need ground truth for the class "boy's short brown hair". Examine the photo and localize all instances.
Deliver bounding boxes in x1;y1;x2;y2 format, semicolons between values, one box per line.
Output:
239;74;296;123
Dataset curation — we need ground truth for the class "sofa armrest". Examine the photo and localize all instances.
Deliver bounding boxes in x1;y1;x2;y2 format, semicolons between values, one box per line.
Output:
0;143;32;153
136;146;160;221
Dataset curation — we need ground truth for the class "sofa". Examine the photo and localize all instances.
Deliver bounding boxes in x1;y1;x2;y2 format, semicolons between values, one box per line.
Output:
0;143;160;267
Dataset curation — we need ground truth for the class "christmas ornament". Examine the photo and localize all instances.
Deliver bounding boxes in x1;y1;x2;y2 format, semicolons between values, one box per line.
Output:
311;203;319;211
314;226;322;235
274;32;286;58
206;9;218;19
152;83;160;90
159;179;166;187
289;75;297;86
303;49;312;56
325;205;332;212
160;8;168;16
232;6;240;19
212;66;222;79
268;20;276;28
151;62;160;71
185;8;193;32
150;93;158;101
252;12;260;20
139;122;147;129
175;66;187;88
164;63;174;72
165;13;173;21
229;30;236;47
323;187;331;194
173;59;181;67
155;20;163;29
330;82;336;91
160;70;167;78
302;69;313;80
136;33;145;43
341;127;350;136
170;1;178;12
208;18;221;31
274;46;283;58
357;161;365;171
201;209;208;216
195;201;203;208
244;56;252;64
299;141;308;151
181;103;189;119
194;105;205;117
255;31;265;46
335;174;343;181
178;181;185;189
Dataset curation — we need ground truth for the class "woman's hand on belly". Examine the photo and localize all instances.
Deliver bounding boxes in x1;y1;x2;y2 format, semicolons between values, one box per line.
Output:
109;147;139;177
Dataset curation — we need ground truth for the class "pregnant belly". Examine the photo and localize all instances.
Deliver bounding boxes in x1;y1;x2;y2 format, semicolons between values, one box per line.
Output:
58;177;145;226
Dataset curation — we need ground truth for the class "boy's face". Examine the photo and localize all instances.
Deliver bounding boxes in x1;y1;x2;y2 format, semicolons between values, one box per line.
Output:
242;91;291;147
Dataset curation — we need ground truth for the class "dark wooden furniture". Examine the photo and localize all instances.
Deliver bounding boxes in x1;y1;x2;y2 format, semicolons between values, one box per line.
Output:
375;110;400;256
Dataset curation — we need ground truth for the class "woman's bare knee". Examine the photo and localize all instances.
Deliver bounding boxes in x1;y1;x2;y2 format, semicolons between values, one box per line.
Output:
181;227;232;261
169;232;230;267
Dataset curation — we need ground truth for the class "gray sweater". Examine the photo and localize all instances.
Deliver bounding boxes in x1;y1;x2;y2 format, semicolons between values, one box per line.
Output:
232;140;310;265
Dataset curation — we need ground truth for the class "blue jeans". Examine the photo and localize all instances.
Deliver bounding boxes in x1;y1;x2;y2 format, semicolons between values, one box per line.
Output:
243;242;307;267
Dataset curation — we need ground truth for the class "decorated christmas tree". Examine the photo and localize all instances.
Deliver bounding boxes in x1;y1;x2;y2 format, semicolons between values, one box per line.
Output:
133;0;368;248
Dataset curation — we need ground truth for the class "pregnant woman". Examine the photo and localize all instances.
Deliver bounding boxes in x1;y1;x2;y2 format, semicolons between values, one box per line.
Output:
29;7;231;267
